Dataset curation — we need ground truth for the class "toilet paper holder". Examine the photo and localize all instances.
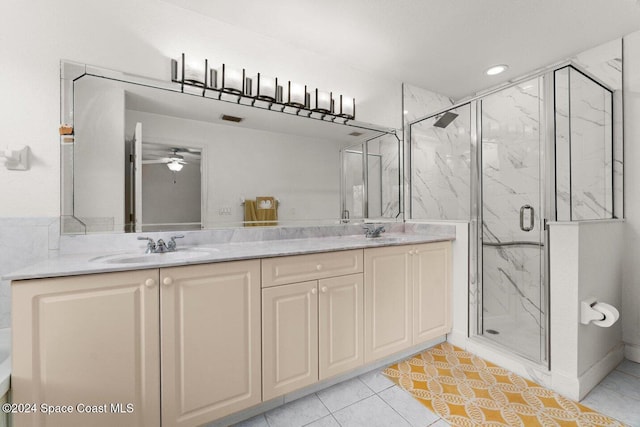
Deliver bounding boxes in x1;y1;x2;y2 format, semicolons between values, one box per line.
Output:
580;297;619;327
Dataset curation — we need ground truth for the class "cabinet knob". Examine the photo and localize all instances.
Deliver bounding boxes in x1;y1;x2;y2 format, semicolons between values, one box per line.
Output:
144;278;156;288
163;277;174;286
316;264;322;271
321;286;328;293
311;288;317;295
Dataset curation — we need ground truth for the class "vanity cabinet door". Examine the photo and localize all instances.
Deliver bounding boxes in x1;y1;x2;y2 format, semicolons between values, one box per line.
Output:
262;281;318;400
12;270;161;427
364;245;413;363
413;242;452;344
318;274;364;380
160;260;261;427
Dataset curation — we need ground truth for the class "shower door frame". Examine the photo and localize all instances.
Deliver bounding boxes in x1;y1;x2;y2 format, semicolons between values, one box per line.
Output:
471;73;554;367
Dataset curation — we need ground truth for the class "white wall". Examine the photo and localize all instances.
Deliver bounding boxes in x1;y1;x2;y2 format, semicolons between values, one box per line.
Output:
622;31;640;362
0;0;402;219
549;221;624;400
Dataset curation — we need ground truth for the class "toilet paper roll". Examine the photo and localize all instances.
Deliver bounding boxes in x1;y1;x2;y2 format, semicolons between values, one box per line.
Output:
591;302;620;328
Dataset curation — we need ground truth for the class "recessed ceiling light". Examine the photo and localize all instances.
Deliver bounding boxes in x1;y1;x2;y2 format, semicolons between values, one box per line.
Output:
403;110;408;115
485;64;509;76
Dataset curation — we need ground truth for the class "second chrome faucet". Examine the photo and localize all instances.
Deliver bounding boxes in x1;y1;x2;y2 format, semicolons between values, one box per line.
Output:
138;235;184;253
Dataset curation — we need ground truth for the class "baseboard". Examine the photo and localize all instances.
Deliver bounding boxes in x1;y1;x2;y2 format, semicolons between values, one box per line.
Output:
551;342;625;401
576;342;625;400
625;342;640;363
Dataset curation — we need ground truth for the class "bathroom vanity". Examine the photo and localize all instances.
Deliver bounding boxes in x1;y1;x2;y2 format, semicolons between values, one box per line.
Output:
8;233;452;427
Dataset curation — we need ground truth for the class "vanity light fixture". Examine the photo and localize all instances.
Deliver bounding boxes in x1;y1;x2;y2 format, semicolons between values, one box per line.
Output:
220;64;246;94
252;73;279;102
171;53;356;119
286;82;309;108
312;89;333;113
171;53;211;88
167;160;184;172
337;95;355;119
486;64;509;76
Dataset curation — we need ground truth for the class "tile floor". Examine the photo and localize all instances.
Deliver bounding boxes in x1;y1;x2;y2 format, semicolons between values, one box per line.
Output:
582;359;640;426
233;358;640;427
234;370;448;427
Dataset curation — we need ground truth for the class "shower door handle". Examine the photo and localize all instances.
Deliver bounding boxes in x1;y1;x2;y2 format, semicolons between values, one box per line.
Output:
520;205;534;232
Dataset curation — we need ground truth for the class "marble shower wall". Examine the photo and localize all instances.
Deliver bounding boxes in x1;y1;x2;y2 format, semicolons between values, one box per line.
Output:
402;83;455;220
410;104;472;220
556;66;614;220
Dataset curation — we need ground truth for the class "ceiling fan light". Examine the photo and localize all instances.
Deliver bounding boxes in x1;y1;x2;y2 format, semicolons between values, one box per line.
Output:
167;160;184;172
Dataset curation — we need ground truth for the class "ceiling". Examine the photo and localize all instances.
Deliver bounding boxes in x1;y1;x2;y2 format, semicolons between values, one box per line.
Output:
164;0;640;100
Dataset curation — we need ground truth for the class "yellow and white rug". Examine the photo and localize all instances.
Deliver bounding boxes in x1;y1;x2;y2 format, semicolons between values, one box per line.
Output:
383;343;624;427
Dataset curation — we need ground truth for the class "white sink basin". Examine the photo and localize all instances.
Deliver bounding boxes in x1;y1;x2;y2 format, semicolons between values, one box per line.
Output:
90;248;220;264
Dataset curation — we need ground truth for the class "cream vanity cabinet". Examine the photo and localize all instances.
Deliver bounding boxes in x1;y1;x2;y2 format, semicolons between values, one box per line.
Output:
12;259;261;427
12;269;161;427
160;260;261;426
363;241;452;362
261;250;364;400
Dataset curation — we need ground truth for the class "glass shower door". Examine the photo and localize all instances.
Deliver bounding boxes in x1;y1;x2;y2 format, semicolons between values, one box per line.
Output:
479;77;546;363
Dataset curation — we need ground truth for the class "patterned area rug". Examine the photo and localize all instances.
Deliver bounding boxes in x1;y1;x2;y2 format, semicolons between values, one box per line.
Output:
383;343;625;427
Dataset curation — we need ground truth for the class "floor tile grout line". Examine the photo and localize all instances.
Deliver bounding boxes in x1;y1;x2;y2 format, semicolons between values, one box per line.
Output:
359;370;395;394
328;413;342;427
327;392;378;416
315;377;379;415
300;412;340;427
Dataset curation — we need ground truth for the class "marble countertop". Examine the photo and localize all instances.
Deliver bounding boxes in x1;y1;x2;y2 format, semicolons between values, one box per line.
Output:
5;232;455;281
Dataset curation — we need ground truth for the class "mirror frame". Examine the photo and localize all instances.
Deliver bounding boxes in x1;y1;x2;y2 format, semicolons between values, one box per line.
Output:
60;60;401;234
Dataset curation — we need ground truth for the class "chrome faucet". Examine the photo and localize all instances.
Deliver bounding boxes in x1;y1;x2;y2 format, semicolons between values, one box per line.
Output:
155;239;169;253
138;235;184;253
166;235;184;251
137;236;156;253
363;224;385;238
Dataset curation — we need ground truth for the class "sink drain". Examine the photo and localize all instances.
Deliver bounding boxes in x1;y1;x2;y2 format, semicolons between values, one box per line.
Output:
485;329;500;335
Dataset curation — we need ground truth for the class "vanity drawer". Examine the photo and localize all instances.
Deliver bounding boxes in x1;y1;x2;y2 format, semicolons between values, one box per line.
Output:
262;250;363;287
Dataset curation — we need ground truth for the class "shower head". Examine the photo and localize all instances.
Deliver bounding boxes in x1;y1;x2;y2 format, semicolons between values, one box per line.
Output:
433;111;459;128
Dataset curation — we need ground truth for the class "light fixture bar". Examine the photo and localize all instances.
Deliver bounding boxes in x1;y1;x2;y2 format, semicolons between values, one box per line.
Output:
171;53;356;119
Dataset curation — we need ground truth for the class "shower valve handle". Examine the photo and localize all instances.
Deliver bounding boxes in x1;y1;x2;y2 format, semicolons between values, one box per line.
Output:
520;205;534;232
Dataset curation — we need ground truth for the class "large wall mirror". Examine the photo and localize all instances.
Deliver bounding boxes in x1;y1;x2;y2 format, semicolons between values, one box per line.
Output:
60;61;401;234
